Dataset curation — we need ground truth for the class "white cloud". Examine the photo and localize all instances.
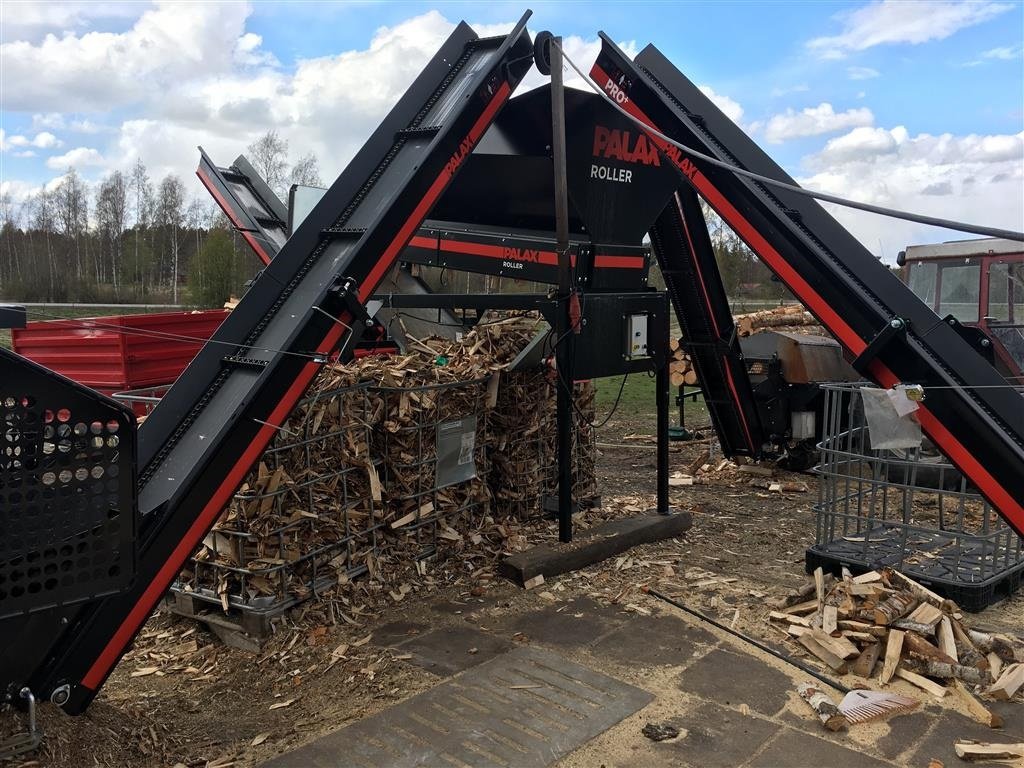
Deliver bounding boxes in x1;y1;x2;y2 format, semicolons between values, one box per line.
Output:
698;86;744;124
69;119;104;134
0;179;44;205
799;126;1023;259
1;2;262;112
763;103;875;143
4;131;62;150
234;31;278;67
982;44;1023;60
14;150;37;158
770;83;810;98
0;2;146;44
89;11;639;198
45;146;105;169
808;1;1012;59
847;66;880;80
31;113;65;130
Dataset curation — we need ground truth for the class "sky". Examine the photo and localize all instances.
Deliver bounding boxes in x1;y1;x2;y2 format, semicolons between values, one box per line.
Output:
1;0;1022;260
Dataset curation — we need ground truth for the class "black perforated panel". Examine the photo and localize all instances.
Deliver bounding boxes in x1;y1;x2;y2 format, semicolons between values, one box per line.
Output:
0;349;137;619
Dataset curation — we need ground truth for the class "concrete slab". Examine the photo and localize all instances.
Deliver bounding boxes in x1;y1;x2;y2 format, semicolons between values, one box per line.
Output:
372;620;427;647
397;626;512;677
661;700;780;768
260;646;653;768
427;596;492;616
908;711;1022;767
749;728;892;768
988;699;1024;739
592;612;717;666
676;647;791;717
495;596;632;649
872;711;935;761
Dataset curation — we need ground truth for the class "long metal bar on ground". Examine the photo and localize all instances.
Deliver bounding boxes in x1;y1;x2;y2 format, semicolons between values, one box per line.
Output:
645;588;851;694
19;16;534;713
593;36;1024;537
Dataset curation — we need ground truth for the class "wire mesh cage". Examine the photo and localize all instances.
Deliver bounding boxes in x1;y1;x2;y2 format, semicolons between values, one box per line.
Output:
489;372;598;520
367;377;492;560
173;381;383;626
807;383;1024;610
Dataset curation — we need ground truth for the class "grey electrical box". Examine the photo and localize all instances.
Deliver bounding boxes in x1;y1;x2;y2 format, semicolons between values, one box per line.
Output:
625;313;649;359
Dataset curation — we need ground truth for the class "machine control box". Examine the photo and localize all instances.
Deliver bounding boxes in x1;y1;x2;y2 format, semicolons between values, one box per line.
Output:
626;313;649;359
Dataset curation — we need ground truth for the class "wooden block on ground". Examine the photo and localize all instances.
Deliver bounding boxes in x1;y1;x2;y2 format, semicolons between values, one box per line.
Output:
497;511;693;586
951;679;1004;729
851;642;882;678
783;599;820;616
988;663;1024;701
953;741;1024;763
904;632;957;665
895;667;947;698
987;653;1003;684
811;628;860;660
822;604;838;635
881;629;905;684
937;617;958;663
798;634;849;674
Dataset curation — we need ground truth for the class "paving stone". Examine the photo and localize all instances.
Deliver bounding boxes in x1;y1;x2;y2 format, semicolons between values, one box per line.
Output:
591;612;717;666
371;620;426;647
676;647;791;716
495;596;632;648
749;728;892;768
262;647;652;768
908;710;1022;767
397;625;512;677
989;699;1024;738
659;700;779;768
873;711;935;761
427;596;493;616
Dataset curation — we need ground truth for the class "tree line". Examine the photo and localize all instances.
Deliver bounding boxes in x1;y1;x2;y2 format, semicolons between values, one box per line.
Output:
0;131;321;307
1;129;782;308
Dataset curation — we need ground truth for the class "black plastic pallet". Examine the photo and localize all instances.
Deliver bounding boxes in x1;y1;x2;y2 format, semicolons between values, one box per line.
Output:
805;543;1024;612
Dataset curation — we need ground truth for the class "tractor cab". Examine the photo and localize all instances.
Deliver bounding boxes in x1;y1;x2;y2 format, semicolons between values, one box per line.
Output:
899;239;1024;383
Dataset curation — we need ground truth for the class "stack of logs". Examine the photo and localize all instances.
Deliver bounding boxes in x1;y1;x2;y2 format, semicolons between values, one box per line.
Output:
734;304;822;337
182;377;378;605
669;305;826;387
668;338;698;387
488;373;597;518
182;313;601;608
770;567;1024;722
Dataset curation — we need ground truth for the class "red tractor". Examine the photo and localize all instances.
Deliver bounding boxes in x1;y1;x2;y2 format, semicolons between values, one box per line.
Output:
898;238;1024;384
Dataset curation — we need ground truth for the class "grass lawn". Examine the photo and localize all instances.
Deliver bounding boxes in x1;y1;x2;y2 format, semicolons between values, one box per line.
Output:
592;372;709;425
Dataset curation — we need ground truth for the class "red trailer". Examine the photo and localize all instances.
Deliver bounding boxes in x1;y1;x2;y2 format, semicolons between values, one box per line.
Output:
10;309;229;391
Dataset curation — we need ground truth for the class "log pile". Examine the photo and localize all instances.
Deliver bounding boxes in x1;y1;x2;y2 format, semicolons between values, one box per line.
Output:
559;381;598;503
489;373;597;519
668;338;699;387
769;567;1024;717
490;370;558;520
180;378;377;606
734;304;823;337
180;312;600;611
